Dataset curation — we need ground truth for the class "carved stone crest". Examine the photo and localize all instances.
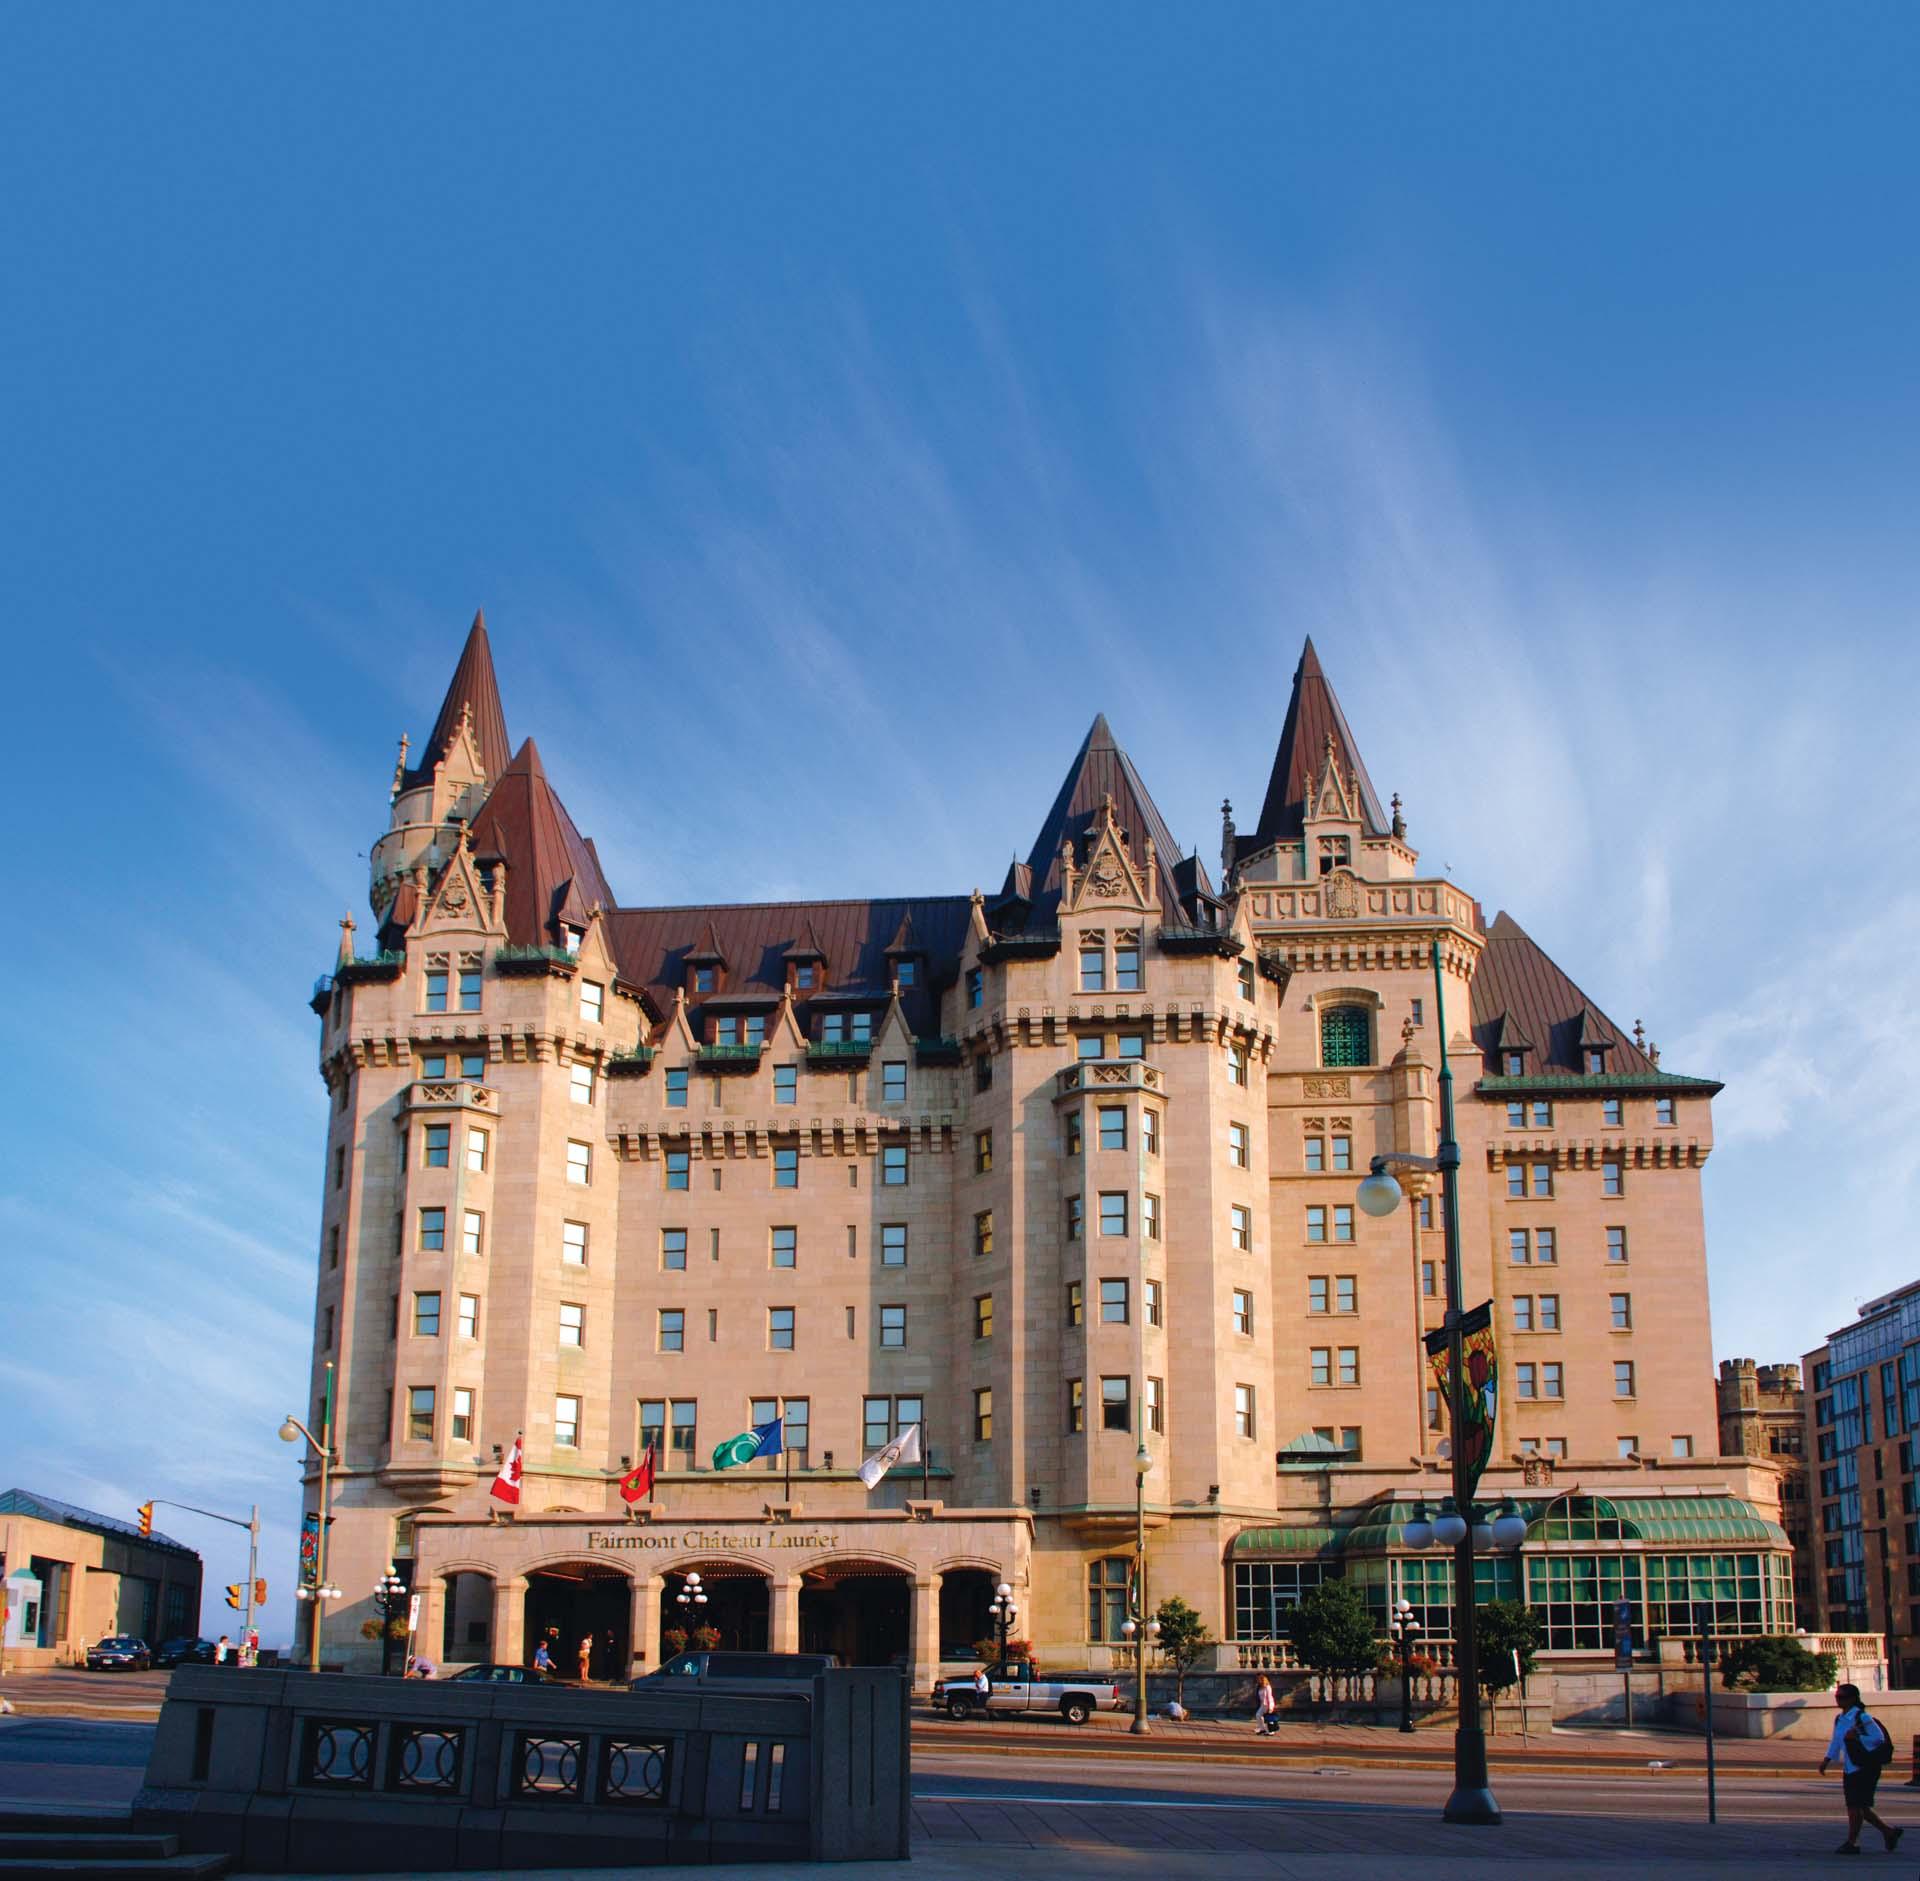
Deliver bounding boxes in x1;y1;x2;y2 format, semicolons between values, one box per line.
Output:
439;878;470;915
1324;870;1360;919
1088;862;1125;898
1302;1076;1352;1098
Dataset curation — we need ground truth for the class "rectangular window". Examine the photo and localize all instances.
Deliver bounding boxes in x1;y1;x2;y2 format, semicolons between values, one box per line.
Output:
1100;1278;1129;1324
1231;1204;1252;1251
882;1060;906;1102
967;968;984;1008
458;1293;478;1339
1065;1109;1083;1155
974;1130;993;1174
1602;1160;1623;1196
660;1227;688;1271
1143;1109;1160;1154
569;1061;595;1105
973;1211;993;1257
666;1067;689;1108
1116;1033;1145;1060
1337;1347;1359;1386
774;1146;799;1188
773;1064;797;1105
1098;1107;1127;1151
1067;1379;1085;1433
559;1301;585;1347
580;980;604;1024
1618;1436;1638;1458
1238;958;1256;1000
1531;1161;1552;1195
1507;1164;1526;1199
641;1400;666;1455
1536;1227;1556;1264
1603;1096;1623;1128
658;1309;684;1352
1229;1121;1250;1167
879;1304;906;1348
1066;1281;1083;1326
1307;1205;1328;1243
1114;945;1141;991
1517;1362;1536;1400
560;1220;588;1267
1331;1135;1352;1172
1228;1042;1249;1087
1538;1293;1560;1331
1614;1360;1636;1398
1066;1195;1083;1240
564;1138;589;1184
1530;1100;1552;1128
1333;1205;1354;1243
1145;1277;1162;1326
882;1223;908;1266
1335;1275;1356;1314
1101;1376;1130;1432
458;968;482;1013
1544;1437;1566;1459
768;1307;795;1350
408;1386;435;1441
424;969;449;1013
1541;1362;1563;1399
1143;1192;1162;1241
974;1294;994;1340
1607;1226;1628;1263
419;1207;446;1251
1421;1260;1436;1297
1309;1275;1329;1314
1510;1228;1531;1264
1610;1293;1632;1330
465;1127;489;1173
1232;1288;1253;1336
1514;1295;1534;1332
328;1224;340;1269
974;1387;993;1441
1077;1034;1104;1061
413;1291;441;1337
771;1225;797;1269
975;1054;992;1092
1305;1136;1325;1173
1671;1434;1694;1458
451;1387;473;1443
669;1399;697;1459
554;1395;580;1447
1506;1100;1525;1129
882;1145;908;1186
1656;1097;1676;1126
1418;1195;1434;1230
424;1124;450;1168
1234;1383;1255;1439
1099;1192;1128;1236
1080;948;1105;992
863;1397;891;1449
1310;1347;1331;1387
1146;1375;1164;1433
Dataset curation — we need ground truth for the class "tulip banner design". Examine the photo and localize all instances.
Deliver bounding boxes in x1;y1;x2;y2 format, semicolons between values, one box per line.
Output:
1424;1302;1497;1500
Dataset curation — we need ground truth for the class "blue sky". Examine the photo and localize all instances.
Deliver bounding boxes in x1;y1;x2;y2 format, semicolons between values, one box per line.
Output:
4;8;1917;1644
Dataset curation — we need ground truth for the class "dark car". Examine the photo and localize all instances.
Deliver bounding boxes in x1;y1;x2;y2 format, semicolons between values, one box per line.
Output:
447;1663;567;1684
633;1651;837;1686
152;1636;216;1668
86;1636;151;1672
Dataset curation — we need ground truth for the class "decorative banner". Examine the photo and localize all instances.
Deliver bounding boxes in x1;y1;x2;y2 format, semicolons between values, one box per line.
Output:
299;1511;321;1586
1425;1302;1497;1500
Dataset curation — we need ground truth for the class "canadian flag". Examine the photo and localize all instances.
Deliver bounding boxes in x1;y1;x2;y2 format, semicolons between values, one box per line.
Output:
618;1444;656;1505
490;1434;524;1505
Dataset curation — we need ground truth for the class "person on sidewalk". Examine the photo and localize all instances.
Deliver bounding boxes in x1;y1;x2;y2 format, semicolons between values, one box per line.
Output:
577;1634;594;1683
1818;1681;1902;1856
1253;1673;1279;1736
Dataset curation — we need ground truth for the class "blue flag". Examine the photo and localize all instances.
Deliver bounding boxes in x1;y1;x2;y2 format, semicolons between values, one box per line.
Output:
712;1418;782;1470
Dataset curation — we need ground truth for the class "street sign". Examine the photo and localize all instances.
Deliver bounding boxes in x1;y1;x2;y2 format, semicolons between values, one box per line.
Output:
407;1593;421;1637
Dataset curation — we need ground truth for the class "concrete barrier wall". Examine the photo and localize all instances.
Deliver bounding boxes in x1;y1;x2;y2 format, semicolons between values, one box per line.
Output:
134;1665;907;1871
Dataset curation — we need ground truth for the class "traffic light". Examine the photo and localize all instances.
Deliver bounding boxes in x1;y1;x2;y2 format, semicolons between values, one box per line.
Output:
137;1501;154;1538
225;1584;245;1611
254;1579;268;1607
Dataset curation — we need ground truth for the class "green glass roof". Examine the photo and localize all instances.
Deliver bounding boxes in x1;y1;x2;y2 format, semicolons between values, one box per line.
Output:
1476;1071;1722;1095
1230;1524;1347;1557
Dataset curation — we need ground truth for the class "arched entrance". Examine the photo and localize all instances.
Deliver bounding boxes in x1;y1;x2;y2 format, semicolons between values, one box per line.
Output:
800;1559;910;1668
440;1570;495;1664
938;1568;999;1661
661;1563;769;1657
524;1562;630;1683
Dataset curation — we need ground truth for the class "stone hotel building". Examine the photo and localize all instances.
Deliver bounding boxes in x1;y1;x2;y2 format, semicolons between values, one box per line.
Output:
302;619;1794;1681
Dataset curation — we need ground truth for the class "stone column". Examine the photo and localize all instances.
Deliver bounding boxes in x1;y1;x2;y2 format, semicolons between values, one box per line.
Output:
414;1574;444;1665
493;1575;526;1667
912;1575;942;1691
632;1573;661;1674
769;1576;800;1652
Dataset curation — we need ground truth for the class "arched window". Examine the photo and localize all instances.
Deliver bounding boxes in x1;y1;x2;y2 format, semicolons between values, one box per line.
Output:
1320;1005;1371;1068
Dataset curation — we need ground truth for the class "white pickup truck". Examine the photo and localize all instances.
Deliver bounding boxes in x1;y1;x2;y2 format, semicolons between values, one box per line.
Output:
931;1659;1122;1726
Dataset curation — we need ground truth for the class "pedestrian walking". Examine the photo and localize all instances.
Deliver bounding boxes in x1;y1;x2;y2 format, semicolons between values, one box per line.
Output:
532;1640;555;1677
972;1664;990;1711
214;1635;231;1666
1818;1681;1902;1855
577;1634;594;1683
1253;1673;1279;1735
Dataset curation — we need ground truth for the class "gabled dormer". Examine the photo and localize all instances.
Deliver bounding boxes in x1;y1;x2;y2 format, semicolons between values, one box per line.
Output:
883;911;925;992
684;920;728;997
783;921;829;995
1576;1007;1614;1076
1491;1011;1534;1077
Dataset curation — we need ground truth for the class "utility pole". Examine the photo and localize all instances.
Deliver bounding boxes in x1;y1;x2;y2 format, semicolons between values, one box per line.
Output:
151;1498;261;1658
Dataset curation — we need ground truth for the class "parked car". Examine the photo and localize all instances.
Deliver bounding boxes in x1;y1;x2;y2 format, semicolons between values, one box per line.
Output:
86;1636;151;1672
633;1651;837;1686
447;1663;567;1684
152;1636;216;1668
931;1659;1121;1725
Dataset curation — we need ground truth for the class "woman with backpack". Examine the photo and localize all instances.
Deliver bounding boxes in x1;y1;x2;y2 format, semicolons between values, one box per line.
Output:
1819;1681;1903;1855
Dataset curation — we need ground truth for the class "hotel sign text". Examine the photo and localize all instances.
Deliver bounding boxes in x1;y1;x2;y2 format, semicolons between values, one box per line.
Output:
586;1528;840;1553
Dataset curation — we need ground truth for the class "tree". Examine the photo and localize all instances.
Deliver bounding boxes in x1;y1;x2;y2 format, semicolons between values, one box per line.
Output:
1153;1596;1215;1707
1286;1579;1377;1676
1474;1599;1544;1696
1719;1635;1837;1693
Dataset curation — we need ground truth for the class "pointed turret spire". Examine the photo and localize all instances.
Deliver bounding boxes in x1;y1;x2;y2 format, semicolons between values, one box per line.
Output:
404;612;511;788
1250;638;1389;847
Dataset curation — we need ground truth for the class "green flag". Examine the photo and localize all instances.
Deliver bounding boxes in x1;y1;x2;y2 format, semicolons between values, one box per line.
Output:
712;1418;781;1470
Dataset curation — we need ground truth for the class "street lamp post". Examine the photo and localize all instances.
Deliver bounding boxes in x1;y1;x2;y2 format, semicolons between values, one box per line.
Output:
987;1583;1017;1663
1120;1439;1157;1736
675;1571;708;1644
1354;938;1513;1824
373;1565;408;1676
279;1359;340;1673
1390;1598;1423;1734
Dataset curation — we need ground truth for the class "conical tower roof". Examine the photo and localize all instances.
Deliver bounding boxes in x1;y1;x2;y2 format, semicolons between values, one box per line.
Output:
403;611;511;788
467;736;612;945
1251;638;1389;845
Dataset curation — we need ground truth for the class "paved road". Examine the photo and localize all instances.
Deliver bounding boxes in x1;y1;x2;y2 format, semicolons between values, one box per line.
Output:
0;1718;152;1812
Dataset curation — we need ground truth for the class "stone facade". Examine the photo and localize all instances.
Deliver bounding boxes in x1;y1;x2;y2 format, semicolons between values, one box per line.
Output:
300;622;1790;1683
1716;1358;1811;1623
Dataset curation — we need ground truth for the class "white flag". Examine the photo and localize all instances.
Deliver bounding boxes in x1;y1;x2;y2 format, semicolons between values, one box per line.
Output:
858;1422;922;1488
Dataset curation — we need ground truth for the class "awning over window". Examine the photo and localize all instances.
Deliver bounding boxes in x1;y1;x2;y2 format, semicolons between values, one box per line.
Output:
1230;1525;1347;1558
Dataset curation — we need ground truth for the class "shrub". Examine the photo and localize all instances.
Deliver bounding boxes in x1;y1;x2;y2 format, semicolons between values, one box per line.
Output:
1718;1635;1838;1693
1474;1600;1544;1695
661;1627;688;1658
1287;1579;1378;1676
690;1624;722;1652
1152;1596;1215;1705
973;1636;1036;1668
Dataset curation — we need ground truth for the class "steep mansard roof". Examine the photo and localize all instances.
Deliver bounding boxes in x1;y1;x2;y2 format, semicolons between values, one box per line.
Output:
1021;713;1210;924
467;737;614;945
402;612;512;789
1251;636;1390;847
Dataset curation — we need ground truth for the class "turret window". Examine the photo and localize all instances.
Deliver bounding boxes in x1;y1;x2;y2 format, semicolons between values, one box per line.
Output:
1318;836;1350;874
580;980;604;1024
1320;1005;1371;1068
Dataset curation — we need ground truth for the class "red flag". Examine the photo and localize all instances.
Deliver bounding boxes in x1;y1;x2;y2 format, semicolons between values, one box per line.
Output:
619;1444;656;1505
490;1434;523;1505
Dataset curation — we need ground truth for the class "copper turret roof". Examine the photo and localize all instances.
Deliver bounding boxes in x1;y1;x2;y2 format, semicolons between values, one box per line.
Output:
1251;638;1389;846
403;612;512;789
467;737;612;945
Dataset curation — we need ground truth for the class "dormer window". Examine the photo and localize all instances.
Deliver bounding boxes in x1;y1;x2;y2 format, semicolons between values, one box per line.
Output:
1504;1051;1524;1076
562;927;582;956
794;963;816;991
692;965;716;994
1585;1048;1606;1075
1318;836;1351;876
896;959;916;988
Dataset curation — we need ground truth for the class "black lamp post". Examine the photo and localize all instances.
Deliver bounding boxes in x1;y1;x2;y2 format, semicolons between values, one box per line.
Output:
987;1583;1017;1661
372;1564;407;1676
1355;937;1519;1824
1390;1598;1422;1733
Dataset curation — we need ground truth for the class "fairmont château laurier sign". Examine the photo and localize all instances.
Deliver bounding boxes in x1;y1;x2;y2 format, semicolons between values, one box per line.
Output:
586;1528;842;1554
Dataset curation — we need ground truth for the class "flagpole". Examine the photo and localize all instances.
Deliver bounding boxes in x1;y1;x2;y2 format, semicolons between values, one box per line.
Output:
922;1424;931;1501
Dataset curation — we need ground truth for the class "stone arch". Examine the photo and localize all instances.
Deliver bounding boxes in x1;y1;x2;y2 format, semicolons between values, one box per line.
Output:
437;1567;496;1663
523;1559;633;1683
658;1558;771;1657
